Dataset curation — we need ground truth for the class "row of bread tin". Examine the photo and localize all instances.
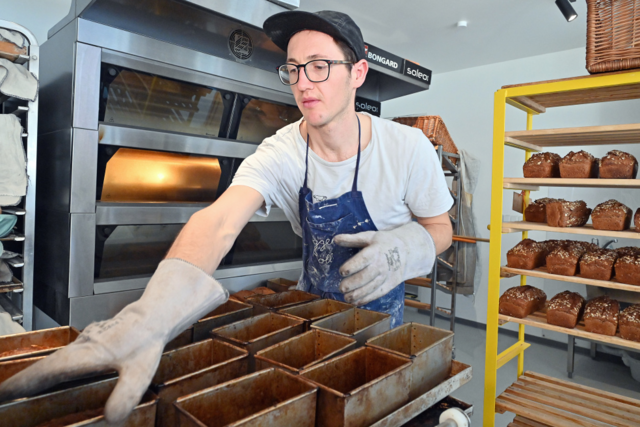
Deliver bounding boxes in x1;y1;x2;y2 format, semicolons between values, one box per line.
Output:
0;289;453;427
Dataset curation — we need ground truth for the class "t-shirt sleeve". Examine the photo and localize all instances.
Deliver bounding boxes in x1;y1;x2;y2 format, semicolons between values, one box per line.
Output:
229;137;285;217
404;132;454;218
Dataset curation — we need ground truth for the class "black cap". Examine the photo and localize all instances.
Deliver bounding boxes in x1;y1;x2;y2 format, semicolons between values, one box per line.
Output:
263;10;365;61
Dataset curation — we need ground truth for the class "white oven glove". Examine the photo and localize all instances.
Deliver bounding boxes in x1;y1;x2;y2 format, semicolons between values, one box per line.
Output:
335;221;436;306
0;258;228;424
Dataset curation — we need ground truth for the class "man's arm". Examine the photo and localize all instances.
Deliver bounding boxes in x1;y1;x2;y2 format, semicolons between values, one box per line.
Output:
167;185;266;273
415;212;453;254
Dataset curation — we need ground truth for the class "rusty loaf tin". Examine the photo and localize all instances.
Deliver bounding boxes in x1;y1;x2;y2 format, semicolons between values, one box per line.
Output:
300;346;412;427
174;367;318;427
366;322;454;399
193;300;253;342
254;329;356;374
163;326;195;352
210;312;304;370
151;339;249;427
266;278;298;293
279;299;354;331
0;377;157;426
310;307;391;346
0;356;44;384
245;290;320;315
0;326;80;362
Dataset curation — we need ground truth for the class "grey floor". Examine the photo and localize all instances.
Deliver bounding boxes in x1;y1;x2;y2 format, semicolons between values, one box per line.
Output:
403;308;640;427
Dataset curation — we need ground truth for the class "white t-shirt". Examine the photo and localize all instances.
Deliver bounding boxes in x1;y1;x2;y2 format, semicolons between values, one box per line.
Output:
230;113;453;236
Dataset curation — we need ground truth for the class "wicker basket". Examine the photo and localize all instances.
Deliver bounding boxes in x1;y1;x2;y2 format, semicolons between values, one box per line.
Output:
586;0;640;74
392;115;458;161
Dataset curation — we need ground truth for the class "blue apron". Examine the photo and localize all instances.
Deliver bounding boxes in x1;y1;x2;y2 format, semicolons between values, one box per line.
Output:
298;116;404;328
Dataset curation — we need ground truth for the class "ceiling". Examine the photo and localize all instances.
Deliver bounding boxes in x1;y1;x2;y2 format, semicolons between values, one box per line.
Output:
297;0;589;74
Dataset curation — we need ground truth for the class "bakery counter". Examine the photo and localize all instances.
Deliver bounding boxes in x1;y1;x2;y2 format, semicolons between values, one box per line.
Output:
501;221;640;239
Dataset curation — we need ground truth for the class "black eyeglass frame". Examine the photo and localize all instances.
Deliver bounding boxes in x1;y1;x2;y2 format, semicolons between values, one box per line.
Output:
276;60;355;86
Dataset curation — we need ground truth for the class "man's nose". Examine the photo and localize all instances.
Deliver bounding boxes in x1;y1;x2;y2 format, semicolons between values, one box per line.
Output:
296;68;314;90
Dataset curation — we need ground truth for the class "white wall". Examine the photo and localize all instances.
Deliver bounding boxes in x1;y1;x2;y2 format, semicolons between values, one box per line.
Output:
384;47;640;341
0;0;71;45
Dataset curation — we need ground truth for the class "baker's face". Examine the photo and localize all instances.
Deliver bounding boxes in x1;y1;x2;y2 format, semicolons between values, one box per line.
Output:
286;30;358;128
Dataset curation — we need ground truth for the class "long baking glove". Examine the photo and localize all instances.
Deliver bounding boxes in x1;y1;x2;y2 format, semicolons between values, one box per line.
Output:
335;222;436;306
0;258;228;424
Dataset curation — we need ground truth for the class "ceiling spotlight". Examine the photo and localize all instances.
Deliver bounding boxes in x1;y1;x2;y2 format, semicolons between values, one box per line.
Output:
457;21;468;28
556;0;578;22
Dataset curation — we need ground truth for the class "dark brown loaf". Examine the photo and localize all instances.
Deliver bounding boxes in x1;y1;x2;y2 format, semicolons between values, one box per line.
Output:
546;291;585;329
614;254;640;286
524;198;558;223
546;200;591;227
546;243;587;276
583;296;619;336
635;208;640;232
499;285;547;318
620;305;640;342
579;248;619;281
591;200;632;231
523;152;561;178
616;247;640;257
599;150;638;179
560;150;598;178
506;239;547;270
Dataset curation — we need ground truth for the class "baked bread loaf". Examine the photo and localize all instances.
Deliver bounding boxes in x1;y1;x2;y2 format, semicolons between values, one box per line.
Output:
546;243;587;276
546;200;591;227
524;198;558;223
507;239;547;270
616;247;640;258
620;305;640;342
499;285;547;318
523;152;561;178
635;208;640;232
579;248;619;281
546;291;585;329
583;296;619;336
541;240;567;253
599;150;638;179
591;200;632;231
560;151;598;178
614;253;640;286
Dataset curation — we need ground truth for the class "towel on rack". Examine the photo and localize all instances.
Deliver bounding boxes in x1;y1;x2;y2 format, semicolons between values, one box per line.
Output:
0;115;27;206
0;312;25;336
0;29;26;48
0;214;16;238
0;58;37;101
0;259;11;283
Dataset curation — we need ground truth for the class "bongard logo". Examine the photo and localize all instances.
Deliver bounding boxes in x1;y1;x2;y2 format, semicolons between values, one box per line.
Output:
405;66;430;82
367;52;399;69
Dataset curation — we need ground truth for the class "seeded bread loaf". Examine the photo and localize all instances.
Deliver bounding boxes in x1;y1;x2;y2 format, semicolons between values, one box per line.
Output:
583;296;620;336
599;150;638;179
560;151;598;178
524;198;558;223
616;247;640;257
579;248;619;281
591;200;632;231
506;239;547;270
546;243;587;276
523;152;561;178
614;253;640;286
546;291;585;329
620;305;640;342
499;285;547;318
635;208;640;232
546;200;591;227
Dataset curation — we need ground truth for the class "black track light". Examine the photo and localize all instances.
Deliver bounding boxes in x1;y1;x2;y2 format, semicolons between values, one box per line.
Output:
556;0;578;22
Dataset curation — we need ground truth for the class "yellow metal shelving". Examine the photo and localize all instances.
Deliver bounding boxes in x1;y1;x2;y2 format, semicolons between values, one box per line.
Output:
484;69;640;427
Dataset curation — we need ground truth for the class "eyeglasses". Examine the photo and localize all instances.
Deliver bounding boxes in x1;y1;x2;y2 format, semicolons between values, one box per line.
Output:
277;60;354;86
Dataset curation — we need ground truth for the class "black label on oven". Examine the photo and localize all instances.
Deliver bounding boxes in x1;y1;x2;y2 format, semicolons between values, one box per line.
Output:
403;61;432;84
364;43;403;74
355;97;381;117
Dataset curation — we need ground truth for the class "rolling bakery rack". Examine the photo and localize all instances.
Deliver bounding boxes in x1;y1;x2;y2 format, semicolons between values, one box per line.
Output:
484;70;640;426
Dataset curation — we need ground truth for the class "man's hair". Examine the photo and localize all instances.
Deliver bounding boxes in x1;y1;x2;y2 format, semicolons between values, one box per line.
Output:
335;38;358;72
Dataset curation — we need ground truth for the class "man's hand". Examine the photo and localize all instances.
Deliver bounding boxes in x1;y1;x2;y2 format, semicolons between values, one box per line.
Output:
335;221;439;306
0;259;228;424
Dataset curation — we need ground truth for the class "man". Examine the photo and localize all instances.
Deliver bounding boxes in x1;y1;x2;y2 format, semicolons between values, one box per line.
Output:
0;10;452;424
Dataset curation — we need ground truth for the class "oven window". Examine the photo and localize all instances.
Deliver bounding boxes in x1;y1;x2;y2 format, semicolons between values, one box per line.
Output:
99;64;228;137
235;98;302;144
221;222;303;267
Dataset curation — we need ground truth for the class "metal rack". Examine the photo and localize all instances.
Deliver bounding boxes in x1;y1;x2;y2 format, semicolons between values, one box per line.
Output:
0;21;39;330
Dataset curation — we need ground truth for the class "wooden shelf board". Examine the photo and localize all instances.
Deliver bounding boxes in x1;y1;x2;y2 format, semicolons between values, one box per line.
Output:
502;221;640;239
500;266;640;293
497;371;640;427
498;311;640;352
503;178;640;189
505;123;640;147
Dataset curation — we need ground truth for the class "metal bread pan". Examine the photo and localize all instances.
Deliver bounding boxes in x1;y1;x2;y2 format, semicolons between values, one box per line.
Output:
151;339;249;427
300;346;411;427
279;299;354;331
210;312;304;370
193;300;253;342
0;356;44;384
174;368;318;427
311;307;391;346
266;278;298;293
245;290;320;315
164;326;194;352
255;329;356;374
366;322;453;399
0;377;157;427
0;326;80;362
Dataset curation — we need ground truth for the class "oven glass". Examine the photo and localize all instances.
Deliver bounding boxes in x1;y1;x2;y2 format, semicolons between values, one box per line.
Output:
100;64;228;137
235;98;302;143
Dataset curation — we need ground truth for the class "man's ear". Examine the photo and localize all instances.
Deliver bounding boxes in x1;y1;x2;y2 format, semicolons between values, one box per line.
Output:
352;59;369;89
